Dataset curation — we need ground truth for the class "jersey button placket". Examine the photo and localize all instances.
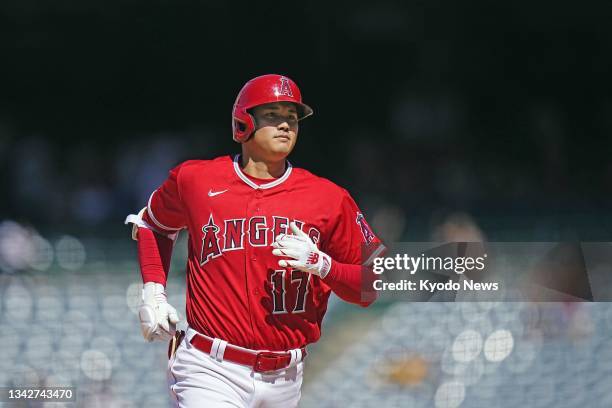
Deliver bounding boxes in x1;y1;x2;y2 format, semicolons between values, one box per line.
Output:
252;188;261;260
247;191;259;262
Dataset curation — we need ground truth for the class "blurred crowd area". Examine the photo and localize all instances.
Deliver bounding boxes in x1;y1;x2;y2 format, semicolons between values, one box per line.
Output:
300;301;612;408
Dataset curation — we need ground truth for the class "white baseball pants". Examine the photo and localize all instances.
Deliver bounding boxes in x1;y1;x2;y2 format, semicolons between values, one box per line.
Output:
167;328;304;407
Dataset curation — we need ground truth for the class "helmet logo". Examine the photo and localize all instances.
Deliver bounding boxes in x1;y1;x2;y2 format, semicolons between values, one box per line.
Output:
275;76;294;97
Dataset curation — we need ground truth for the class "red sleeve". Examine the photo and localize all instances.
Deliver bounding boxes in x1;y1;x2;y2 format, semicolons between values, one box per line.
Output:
142;164;187;234
323;261;378;307
323;189;385;265
321;189;385;306
137;227;174;285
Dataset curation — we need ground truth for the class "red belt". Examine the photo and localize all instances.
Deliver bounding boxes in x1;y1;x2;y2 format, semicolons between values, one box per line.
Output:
190;333;307;373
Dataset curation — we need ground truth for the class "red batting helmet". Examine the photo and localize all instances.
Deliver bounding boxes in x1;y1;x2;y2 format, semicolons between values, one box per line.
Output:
232;74;313;143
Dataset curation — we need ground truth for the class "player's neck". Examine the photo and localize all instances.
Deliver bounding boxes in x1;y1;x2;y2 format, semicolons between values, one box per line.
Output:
240;154;287;179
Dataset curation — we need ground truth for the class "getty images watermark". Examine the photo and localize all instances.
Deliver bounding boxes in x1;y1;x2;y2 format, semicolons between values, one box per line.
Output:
371;252;498;292
364;242;612;302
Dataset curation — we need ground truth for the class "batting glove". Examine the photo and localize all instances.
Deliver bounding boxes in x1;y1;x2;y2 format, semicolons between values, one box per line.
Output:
139;282;180;342
272;222;332;278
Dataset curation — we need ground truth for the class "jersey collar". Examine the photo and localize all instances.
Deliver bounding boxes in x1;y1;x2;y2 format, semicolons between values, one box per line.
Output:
233;154;293;190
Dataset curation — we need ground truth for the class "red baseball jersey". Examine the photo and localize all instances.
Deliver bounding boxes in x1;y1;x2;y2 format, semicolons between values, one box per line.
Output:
145;154;382;351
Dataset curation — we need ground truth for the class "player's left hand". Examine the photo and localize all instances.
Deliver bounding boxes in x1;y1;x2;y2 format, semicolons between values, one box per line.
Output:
272;222;332;278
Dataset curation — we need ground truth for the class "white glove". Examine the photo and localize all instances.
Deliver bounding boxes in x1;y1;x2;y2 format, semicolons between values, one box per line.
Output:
139;282;180;342
272;222;332;278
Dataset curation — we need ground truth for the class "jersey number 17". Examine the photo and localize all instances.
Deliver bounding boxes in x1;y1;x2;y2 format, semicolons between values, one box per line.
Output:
270;269;311;314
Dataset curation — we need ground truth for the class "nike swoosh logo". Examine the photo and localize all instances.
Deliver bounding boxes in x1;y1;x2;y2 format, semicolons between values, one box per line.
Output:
208;189;228;197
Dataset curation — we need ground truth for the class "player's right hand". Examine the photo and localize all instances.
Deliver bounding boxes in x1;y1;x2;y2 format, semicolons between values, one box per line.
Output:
272;222;332;278
139;282;180;342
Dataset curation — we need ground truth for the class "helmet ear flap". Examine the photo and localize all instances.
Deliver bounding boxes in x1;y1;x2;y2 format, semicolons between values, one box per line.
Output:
232;110;256;143
235;118;246;132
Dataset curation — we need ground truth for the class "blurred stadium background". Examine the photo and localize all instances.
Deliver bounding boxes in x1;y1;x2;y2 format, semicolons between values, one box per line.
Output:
1;0;612;407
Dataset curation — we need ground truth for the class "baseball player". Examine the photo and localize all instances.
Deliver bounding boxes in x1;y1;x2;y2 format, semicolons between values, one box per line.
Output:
125;74;385;407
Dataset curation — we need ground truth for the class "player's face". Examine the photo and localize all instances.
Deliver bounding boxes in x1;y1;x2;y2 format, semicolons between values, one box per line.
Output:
247;102;299;160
